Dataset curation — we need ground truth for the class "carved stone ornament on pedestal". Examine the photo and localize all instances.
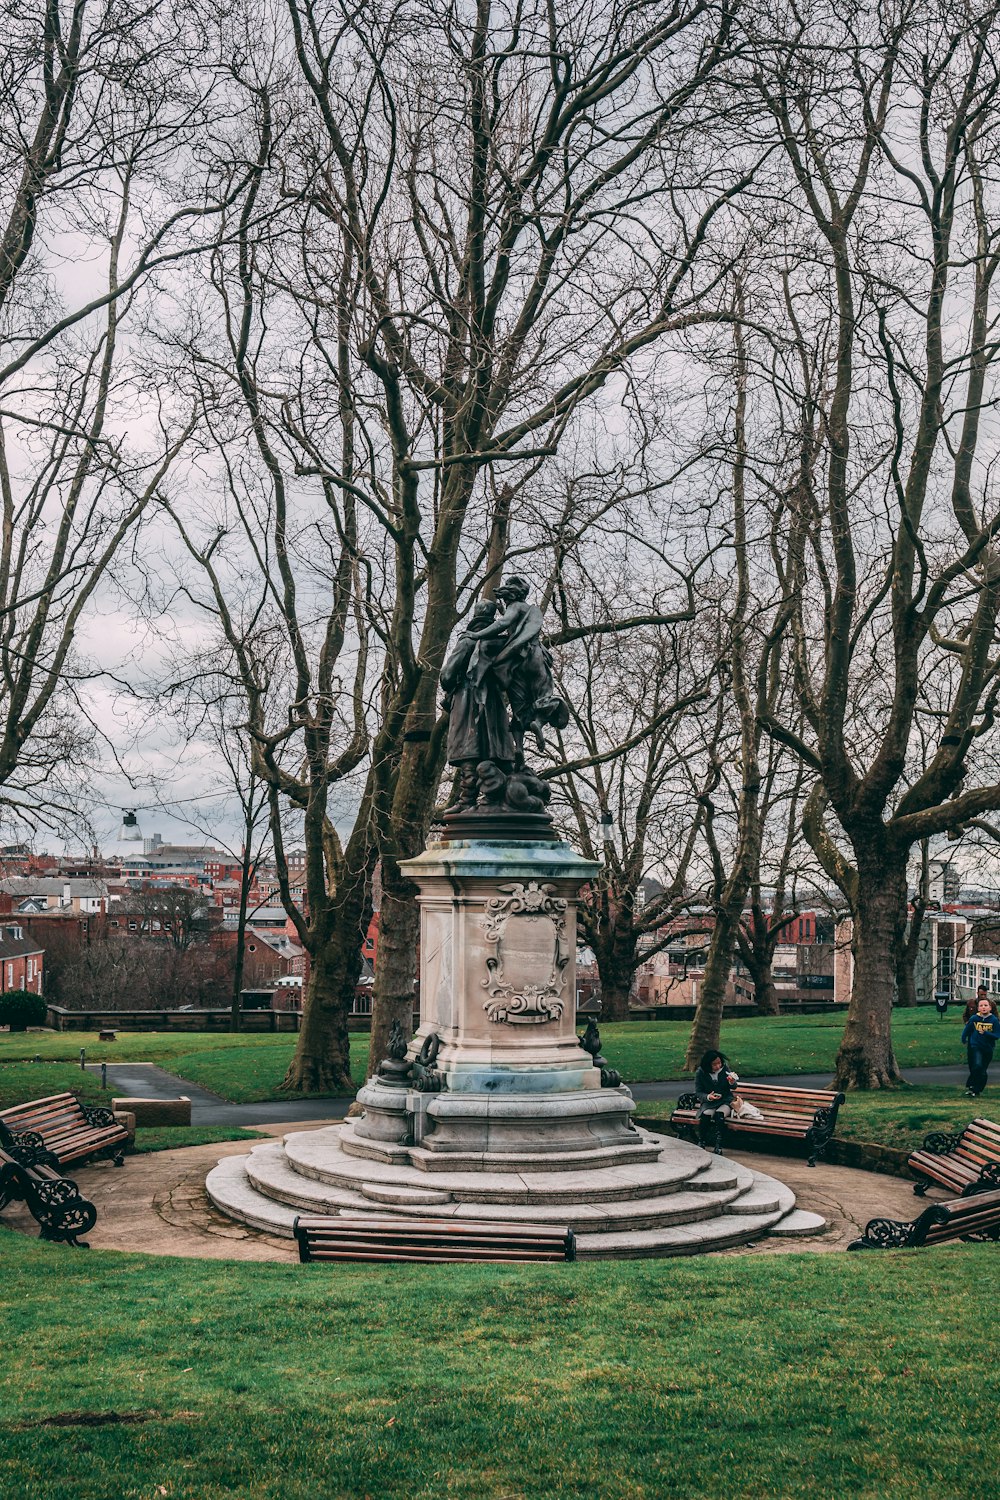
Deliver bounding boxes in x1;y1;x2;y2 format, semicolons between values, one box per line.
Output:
480;880;569;1024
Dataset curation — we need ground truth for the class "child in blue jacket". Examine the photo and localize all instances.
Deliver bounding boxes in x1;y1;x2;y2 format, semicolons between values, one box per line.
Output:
962;999;1000;1097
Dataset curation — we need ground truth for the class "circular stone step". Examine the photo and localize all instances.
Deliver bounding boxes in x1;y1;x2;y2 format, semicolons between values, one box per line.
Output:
237;1141;757;1233
360;1182;452;1206
285;1125;710;1204
206;1138;816;1258
767;1208;827;1236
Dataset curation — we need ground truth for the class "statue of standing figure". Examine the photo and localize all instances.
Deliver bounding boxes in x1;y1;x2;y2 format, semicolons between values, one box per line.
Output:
440;574;570;814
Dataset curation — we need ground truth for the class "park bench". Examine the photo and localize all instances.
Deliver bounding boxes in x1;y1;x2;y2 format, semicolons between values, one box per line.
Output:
670;1083;845;1166
907;1117;1000;1197
849;1172;1000;1250
294;1215;576;1264
0;1092;128;1169
0;1134;97;1247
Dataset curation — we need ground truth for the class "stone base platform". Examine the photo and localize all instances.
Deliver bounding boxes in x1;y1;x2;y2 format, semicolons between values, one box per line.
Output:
207;1123;824;1258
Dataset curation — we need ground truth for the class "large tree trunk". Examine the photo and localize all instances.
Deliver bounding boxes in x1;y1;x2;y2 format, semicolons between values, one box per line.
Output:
281;853;371;1094
740;906;781;1016
366;645;452;1080
834;845;905;1089
895;849;928;1009
367;859;420;1079
746;948;781;1016
594;934;636;1024
282;937;357;1092
894;912;921;1009
685;904;743;1068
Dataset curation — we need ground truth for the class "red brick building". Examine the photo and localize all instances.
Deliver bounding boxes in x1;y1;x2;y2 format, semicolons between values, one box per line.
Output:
0;923;44;994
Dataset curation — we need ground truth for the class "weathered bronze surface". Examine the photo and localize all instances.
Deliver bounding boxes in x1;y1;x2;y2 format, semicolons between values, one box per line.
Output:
439;573;569;834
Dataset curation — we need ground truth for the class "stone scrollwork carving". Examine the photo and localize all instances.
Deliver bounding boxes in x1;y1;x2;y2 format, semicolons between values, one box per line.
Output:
481;881;568;1024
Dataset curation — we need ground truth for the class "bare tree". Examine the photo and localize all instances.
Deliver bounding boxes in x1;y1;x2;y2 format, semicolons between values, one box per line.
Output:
745;3;1000;1085
546;574;717;1022
158;659;272;1029
0;1;254;835
167;0;761;1089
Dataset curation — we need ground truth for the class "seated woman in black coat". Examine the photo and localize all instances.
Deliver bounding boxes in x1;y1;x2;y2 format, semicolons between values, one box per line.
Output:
694;1050;736;1144
692;1050;763;1146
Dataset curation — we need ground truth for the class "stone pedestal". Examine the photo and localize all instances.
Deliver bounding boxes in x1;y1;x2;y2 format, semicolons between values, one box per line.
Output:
353;834;642;1157
404;838;601;1088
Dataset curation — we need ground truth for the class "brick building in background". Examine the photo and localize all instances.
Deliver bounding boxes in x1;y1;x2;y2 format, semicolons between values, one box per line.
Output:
0;922;44;993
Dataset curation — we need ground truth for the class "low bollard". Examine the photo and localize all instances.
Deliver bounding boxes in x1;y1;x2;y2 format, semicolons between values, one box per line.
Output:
80;1047;86;1070
101;1062;107;1089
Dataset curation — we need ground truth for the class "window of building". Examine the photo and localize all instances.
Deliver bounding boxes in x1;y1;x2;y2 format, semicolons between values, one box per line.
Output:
128;921;137;932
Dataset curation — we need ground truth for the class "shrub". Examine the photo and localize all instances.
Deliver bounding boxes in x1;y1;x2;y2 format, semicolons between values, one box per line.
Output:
0;989;46;1031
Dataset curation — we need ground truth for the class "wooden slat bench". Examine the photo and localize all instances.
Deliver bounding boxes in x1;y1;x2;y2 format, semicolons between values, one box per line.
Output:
294;1215;576;1264
0;1092;128;1169
849;1180;1000;1250
0;1142;97;1247
907;1118;1000;1197
670;1084;845;1166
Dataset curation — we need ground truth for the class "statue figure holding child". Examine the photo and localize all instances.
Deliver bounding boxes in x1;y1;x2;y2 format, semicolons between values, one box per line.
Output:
440;573;569;820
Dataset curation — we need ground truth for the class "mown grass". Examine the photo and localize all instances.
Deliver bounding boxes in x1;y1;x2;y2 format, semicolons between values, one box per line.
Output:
0;1062;108;1110
602;1008;969;1082
835;1085;996;1150
637;1083;996;1153
0;1035;370;1102
0;1229;996;1500
130;1126;268;1154
0;1009;969;1104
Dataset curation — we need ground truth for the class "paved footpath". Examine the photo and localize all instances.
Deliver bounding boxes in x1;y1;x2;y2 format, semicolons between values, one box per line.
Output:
85;1060;979;1127
85;1063;353;1124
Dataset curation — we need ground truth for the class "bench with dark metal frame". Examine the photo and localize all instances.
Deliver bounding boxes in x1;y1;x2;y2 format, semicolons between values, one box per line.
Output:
848;1169;1000;1250
669;1083;846;1166
0;1092;128;1169
0;1141;97;1247
294;1215;576;1264
907;1117;1000;1197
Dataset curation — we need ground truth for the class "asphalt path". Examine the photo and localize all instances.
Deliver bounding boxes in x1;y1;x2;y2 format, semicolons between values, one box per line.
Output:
84;1060;982;1126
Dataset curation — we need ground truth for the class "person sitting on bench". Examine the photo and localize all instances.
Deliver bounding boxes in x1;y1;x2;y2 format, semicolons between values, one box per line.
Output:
694;1052;733;1144
694;1052;764;1145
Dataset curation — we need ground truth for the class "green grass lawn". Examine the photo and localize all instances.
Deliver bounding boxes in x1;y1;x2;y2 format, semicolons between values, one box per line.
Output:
0;1009;969;1105
0;1034;371;1103
600;1008;969;1082
637;1083;995;1153
131;1126;268;1154
0;1062;109;1110
0;1230;996;1500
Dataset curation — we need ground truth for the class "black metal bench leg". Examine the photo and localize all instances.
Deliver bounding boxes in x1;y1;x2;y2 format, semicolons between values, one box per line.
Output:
913;1180;929;1197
